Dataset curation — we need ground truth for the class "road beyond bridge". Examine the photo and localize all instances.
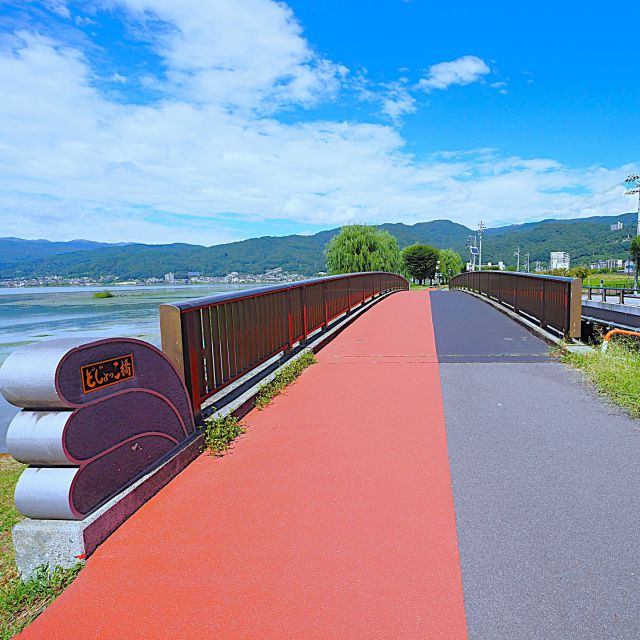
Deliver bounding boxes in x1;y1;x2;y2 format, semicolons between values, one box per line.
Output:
18;290;640;639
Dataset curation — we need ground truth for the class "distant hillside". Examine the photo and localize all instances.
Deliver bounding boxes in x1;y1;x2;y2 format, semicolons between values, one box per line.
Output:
0;238;113;268
0;213;635;280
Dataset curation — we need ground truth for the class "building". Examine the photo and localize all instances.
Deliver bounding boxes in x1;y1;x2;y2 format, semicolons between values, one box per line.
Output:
610;221;624;231
589;259;623;270
549;252;570;270
164;272;175;282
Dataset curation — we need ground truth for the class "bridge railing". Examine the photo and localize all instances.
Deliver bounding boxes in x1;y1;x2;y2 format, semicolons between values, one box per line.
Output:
449;271;582;338
582;286;640;304
160;272;408;415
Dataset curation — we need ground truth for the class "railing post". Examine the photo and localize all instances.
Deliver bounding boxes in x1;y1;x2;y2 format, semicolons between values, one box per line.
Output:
302;286;309;343
568;277;582;338
323;282;329;329
287;289;294;350
160;303;185;381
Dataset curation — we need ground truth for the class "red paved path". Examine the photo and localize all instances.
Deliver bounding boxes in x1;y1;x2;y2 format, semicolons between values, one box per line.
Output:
21;291;467;639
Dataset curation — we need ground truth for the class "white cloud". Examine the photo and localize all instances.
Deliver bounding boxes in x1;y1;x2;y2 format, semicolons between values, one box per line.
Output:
418;55;490;91
111;0;348;111
0;6;634;247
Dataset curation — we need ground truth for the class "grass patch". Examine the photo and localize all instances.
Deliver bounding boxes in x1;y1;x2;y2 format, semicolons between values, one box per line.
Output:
93;290;115;299
562;338;640;418
1;564;82;640
202;412;246;456
255;349;317;410
584;274;634;288
0;456;82;640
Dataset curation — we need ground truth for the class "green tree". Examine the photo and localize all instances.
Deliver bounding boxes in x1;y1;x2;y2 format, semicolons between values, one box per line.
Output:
402;244;439;285
325;225;402;275
438;249;463;283
569;265;591;281
630;236;640;289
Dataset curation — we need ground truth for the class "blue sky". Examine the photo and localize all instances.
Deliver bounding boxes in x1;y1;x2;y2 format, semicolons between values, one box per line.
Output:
0;0;638;245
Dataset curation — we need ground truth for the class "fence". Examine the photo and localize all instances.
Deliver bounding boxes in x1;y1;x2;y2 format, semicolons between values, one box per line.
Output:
160;272;408;415
449;271;582;339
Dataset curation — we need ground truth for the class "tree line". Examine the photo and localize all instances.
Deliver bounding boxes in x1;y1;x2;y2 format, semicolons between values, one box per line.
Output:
324;225;463;284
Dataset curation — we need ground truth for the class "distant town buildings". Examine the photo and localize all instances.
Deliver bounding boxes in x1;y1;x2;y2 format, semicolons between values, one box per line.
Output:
589;258;623;270
549;252;570;270
164;272;175;282
610;221;624;231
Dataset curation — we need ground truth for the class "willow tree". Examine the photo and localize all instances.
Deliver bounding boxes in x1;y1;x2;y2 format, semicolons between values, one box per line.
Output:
325;225;402;275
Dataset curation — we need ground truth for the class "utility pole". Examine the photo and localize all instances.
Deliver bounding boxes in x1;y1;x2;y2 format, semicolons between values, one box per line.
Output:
524;253;530;273
477;221;486;272
514;246;521;272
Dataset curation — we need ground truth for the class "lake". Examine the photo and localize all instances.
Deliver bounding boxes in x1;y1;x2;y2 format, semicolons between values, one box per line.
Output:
0;283;265;452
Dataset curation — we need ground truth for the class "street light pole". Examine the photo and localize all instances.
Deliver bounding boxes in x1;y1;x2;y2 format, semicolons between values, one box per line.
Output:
514;246;520;272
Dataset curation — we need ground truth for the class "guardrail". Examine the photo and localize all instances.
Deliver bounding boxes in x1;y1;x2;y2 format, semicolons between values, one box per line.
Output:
449;271;582;338
582;286;640;304
160;272;408;415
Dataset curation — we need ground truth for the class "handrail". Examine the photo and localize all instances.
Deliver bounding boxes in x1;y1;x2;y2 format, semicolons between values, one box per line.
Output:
160;272;408;415
449;270;582;338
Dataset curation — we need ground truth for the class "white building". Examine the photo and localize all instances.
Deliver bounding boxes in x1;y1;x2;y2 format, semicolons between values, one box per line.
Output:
164;272;175;282
610;221;624;231
589;259;623;270
549;252;570;270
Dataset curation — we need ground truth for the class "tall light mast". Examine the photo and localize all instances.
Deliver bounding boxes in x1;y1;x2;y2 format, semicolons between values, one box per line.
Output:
514;246;521;272
625;174;640;236
624;174;640;288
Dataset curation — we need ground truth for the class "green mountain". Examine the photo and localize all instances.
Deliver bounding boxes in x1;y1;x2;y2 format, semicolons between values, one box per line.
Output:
0;238;113;268
0;213;635;280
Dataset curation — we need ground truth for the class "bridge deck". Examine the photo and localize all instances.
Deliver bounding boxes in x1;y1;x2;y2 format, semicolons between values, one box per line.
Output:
20;290;640;639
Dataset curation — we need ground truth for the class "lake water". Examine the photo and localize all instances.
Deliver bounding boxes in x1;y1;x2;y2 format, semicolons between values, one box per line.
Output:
0;283;264;452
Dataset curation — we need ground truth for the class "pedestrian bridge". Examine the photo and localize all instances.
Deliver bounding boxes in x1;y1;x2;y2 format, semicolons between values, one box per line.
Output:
3;274;640;639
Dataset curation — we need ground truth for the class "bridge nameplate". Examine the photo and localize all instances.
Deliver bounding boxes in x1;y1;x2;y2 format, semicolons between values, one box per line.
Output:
81;354;135;394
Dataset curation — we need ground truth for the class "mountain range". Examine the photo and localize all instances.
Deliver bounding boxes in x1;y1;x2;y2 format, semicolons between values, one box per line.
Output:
0;212;636;280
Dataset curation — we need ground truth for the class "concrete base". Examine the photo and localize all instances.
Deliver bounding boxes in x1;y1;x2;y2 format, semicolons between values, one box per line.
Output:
13;435;202;579
565;344;595;355
12;290;399;579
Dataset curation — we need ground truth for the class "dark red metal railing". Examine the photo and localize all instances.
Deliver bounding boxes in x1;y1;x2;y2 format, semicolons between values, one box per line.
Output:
160;272;408;415
449;270;582;339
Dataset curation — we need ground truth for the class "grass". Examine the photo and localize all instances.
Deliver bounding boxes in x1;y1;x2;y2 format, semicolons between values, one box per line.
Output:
562;338;640;418
202;412;246;456
0;456;82;640
255;349;317;410
93;290;115;299
201;349;317;455
583;273;634;288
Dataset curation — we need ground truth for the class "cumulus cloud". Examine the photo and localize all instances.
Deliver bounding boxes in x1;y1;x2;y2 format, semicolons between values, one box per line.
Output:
0;3;633;245
418;55;490;91
111;0;348;111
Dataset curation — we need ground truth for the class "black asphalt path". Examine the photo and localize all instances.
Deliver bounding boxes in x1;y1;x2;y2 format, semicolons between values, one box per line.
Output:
432;290;640;640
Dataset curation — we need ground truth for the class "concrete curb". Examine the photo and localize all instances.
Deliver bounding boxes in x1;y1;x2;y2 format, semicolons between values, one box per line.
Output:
12;289;400;578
